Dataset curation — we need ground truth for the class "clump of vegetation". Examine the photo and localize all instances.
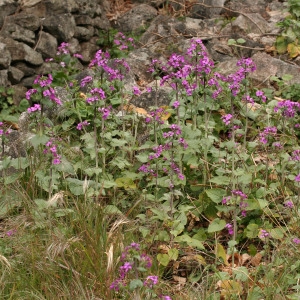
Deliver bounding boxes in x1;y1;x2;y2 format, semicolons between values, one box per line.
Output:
0;30;300;300
275;0;300;57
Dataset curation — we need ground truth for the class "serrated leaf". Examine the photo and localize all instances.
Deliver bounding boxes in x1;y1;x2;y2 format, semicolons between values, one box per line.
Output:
207;218;226;233
29;133;49;148
228;39;237;45
245;223;259;238
237;38;246;44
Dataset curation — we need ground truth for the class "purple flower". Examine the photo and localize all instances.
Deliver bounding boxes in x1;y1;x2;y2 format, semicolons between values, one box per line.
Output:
27;104;41;113
232;190;247;199
295;174;300;182
284;200;294;208
133;86;141;95
73;53;83;59
221;114;233;125
98;106;111;120
260;230;270;238
292;238;300;244
80;76;93;87
76;120;90;130
172;100;180;108
57;42;69;55
25;88;37;100
225;223;234;235
144;275;158;288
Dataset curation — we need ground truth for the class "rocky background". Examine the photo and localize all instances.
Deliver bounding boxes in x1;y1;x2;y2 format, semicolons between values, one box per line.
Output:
0;0;299;109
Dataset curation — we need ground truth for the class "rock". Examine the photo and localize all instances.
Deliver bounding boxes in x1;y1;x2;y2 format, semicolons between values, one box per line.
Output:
188;0;227;19
35;31;58;59
79;37;100;63
139;15;188;56
126;48;154;83
74;26;95;42
221;13;271;36
131;87;173;109
115;4;158;34
0;70;9;86
251;51;300;87
1;22;36;46
0;0;18;28
8;13;41;31
8;66;25;84
11;85;27;106
42;14;76;42
0;42;11;69
2;38;44;66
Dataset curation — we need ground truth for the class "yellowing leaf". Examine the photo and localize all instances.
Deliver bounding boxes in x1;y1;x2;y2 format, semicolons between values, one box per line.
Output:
287;43;300;58
218;280;243;297
216;243;229;266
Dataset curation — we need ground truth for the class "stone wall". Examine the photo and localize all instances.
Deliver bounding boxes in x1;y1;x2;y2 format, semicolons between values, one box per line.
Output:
0;0;111;104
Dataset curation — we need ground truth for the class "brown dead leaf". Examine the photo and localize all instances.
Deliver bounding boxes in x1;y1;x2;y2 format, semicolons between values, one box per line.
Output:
250;252;262;267
173;275;187;285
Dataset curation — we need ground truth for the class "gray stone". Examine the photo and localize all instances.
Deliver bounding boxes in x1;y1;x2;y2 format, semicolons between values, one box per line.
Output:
35;31;58;59
1;22;36;46
79;37;100;63
8;66;25;84
8;13;41;31
13;62;37;77
251;51;300;87
73;0;102;16
3;38;44;66
74;26;95;42
74;15;93;26
126;48;154;83
188;0;226;19
11;85;27;106
0;42;11;69
0;0;17;28
131;88;172;109
115;4;158;34
221;13;271;36
139;15;187;57
0;70;9;86
42;14;76;42
93;16;110;30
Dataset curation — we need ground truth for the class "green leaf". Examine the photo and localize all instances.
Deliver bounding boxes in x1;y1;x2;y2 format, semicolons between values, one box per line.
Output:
228;39;237;45
210;176;231;185
129;279;143;290
245;223;259;238
275;36;288;54
270;227;285;239
168;248;179;261
216;243;228;265
174;234;205;249
29;133;49;148
115;177;136;189
237;38;246;44
207;218;226;233
103;205;122;215
206;188;226;203
157;253;170;266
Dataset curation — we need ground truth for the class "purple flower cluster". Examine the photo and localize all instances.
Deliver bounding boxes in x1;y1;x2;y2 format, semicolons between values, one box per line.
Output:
44;139;61;165
110;242;156;292
98;106;111;120
76;120;90;130
260;229;270;238
114;32;135;50
89;50;130;81
232;190;248;200
274;100;300;118
259;126;277;144
0;122;11;135
27;104;41;113
56;42;70;55
221;114;233;126
292;237;300;244
225;223;234;235
86;87;106;104
43;87;63;106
